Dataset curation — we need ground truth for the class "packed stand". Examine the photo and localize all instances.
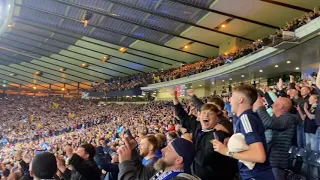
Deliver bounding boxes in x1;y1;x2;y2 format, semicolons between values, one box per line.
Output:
0;64;318;179
89;8;320;92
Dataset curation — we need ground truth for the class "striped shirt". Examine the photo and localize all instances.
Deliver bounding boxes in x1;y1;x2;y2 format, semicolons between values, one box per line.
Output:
256;106;297;169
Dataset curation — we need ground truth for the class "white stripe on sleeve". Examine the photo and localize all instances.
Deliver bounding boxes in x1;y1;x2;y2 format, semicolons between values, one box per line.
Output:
240;114;253;133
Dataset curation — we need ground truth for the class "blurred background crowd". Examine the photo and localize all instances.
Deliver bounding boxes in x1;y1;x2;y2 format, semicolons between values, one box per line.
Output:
0;64;318;180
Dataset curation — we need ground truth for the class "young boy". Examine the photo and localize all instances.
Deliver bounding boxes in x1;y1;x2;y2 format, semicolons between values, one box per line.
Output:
213;84;275;180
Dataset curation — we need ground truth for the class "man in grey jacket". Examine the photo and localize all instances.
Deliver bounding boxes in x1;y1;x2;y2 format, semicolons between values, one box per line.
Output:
117;137;200;180
253;97;297;180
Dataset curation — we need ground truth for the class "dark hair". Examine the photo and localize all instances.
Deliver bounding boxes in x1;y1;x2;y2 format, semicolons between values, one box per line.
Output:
233;84;258;105
3;169;10;177
207;97;225;110
155;133;166;149
167;131;179;140
143;135;158;151
80;143;96;159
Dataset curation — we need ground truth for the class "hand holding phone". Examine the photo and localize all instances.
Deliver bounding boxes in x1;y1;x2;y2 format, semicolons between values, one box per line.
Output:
126;130;134;139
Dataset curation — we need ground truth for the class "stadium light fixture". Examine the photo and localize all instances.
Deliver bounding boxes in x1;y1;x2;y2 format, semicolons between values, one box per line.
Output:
101;56;109;62
259;70;263;72
275;65;279;68
287;61;291;64
119;47;127;53
34;71;42;75
58;68;66;72
81;63;88;68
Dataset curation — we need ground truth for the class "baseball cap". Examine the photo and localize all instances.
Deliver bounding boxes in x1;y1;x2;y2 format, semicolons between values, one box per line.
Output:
32;152;57;179
171;138;196;174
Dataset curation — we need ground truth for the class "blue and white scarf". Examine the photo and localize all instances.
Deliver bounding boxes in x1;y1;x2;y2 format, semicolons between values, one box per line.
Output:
150;170;184;180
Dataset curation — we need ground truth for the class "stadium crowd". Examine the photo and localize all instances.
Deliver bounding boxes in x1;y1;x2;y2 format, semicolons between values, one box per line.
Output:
0;64;318;180
89;7;320;93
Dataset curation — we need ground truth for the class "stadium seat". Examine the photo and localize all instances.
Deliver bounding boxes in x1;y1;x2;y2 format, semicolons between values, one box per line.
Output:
289;174;306;180
307;151;320;180
291;148;308;174
288;146;299;169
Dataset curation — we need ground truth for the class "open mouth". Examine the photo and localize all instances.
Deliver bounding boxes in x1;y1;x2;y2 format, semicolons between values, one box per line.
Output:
203;119;210;125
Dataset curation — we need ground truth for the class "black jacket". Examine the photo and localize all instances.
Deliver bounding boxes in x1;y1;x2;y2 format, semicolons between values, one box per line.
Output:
62;154;101;180
118;149;200;180
174;103;238;180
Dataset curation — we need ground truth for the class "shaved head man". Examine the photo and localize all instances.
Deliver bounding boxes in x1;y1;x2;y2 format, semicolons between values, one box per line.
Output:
272;97;293;117
254;96;297;180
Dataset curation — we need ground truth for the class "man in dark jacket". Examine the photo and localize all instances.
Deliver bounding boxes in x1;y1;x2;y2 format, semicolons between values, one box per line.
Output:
117;137;200;180
57;144;101;180
254;97;297;180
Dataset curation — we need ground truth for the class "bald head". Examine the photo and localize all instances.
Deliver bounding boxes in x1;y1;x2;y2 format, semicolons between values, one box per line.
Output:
272;97;292;117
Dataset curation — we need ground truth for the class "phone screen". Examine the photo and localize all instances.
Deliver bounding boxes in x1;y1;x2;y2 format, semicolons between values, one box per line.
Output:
126;130;134;139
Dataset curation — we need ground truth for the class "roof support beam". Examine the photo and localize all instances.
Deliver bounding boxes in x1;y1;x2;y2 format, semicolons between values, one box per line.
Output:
260;0;313;12
104;0;254;41
0;52;95;86
54;0;219;48
16;18;184;64
0;71;49;90
0;79;40;92
0;64;81;90
9;30;159;70
0;42;107;81
1;37;119;77
167;0;280;29
16;4;208;58
0;62;85;90
4;35;129;76
0;50;102;83
0;57;91;89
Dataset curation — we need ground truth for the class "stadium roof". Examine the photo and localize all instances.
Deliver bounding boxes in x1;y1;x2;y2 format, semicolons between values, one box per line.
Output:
0;0;318;94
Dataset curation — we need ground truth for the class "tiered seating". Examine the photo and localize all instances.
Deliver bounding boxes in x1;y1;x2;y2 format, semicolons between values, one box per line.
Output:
287;146;320;180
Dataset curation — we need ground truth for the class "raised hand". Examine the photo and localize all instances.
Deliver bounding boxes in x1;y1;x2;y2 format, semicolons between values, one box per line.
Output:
170;89;178;97
117;140;132;163
289;75;294;83
64;145;73;158
276;78;283;90
123;136;138;151
253;98;264;111
56;155;65;167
